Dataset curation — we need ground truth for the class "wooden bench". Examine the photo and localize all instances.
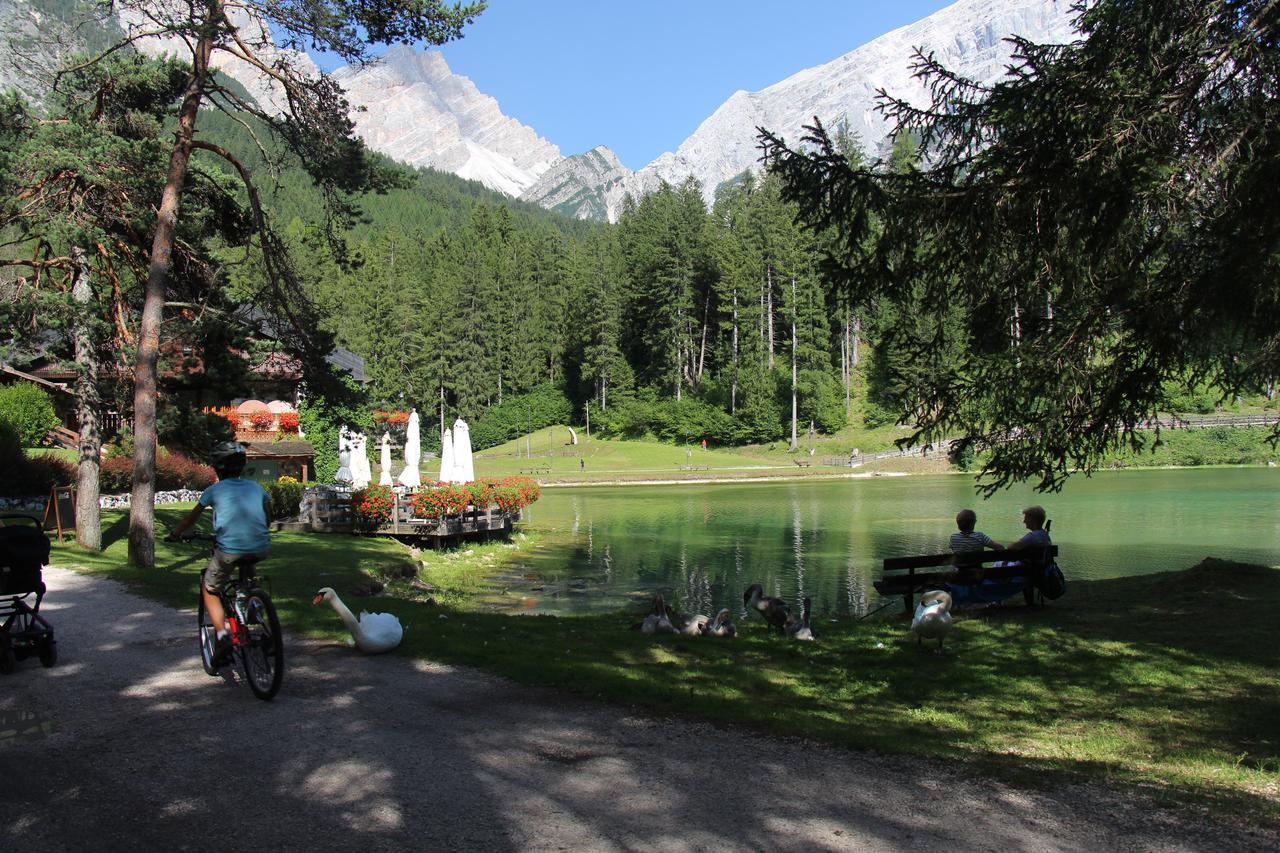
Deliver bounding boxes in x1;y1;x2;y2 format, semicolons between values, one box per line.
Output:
874;546;1059;613
793;459;812;468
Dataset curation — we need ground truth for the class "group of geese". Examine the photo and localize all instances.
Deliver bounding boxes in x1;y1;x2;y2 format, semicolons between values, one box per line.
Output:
312;578;952;658
637;583;816;641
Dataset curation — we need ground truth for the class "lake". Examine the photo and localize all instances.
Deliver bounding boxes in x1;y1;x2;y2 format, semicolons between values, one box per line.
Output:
503;468;1280;617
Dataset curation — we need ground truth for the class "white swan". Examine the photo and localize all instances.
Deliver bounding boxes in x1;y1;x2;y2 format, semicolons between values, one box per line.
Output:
666;602;709;636
700;608;737;638
640;594;675;634
313;587;404;654
911;590;953;653
785;597;816;642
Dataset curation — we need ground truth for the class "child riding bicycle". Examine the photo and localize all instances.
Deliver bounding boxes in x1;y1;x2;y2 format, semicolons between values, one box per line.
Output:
167;441;270;664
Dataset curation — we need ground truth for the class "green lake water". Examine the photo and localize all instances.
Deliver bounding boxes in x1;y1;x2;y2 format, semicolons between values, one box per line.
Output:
506;467;1280;617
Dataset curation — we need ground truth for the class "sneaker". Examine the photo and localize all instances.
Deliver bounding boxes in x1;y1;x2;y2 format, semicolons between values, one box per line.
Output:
213;634;233;667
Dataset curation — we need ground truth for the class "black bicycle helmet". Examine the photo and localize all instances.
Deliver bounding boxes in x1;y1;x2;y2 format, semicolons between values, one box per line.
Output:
208;441;247;477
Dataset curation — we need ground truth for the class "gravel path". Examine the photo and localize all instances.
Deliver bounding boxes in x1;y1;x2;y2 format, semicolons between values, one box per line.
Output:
1;566;1274;852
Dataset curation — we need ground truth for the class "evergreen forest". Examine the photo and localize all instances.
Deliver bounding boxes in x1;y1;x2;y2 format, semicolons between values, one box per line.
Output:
192;107;907;452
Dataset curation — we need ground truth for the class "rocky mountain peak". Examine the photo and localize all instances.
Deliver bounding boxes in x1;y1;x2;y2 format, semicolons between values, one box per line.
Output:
332;47;561;197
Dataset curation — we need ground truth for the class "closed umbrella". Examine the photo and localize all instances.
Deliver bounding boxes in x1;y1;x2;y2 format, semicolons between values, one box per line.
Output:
351;433;371;489
379;432;393;486
453;418;474;483
335;426;353;485
398;409;421;488
439;427;455;484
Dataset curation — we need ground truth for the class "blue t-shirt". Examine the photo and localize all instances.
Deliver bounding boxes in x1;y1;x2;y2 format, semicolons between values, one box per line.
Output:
1017;529;1051;552
199;478;270;554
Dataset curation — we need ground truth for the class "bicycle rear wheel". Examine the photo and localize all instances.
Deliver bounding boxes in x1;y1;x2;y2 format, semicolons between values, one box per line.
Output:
240;588;283;700
196;598;220;676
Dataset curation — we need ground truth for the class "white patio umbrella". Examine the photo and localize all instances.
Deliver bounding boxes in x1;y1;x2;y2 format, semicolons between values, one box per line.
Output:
439;427;455;484
350;433;371;489
452;418;474;483
379;432;393;486
398;409;421;488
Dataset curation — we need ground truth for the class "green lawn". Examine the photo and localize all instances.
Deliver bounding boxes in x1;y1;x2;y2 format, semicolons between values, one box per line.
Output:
49;511;1280;820
376;424;925;485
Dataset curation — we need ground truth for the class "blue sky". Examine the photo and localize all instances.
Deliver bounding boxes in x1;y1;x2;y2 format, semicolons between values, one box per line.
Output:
314;1;958;171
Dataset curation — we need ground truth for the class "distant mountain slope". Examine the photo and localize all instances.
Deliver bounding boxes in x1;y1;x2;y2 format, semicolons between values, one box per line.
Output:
518;146;631;221
522;0;1079;221
333;46;562;198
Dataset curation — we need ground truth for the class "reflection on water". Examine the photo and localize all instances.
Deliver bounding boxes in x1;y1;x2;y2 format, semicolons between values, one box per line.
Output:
508;468;1280;618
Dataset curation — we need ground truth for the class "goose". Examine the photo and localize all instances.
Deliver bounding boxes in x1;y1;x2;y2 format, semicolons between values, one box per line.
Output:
785;597;816;642
667;604;709;636
640;594;675;634
700;608;737;638
313;587;404;654
743;583;791;635
911;589;953;653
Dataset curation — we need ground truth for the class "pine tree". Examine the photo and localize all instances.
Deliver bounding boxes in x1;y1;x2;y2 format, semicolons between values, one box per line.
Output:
764;0;1280;492
69;0;482;566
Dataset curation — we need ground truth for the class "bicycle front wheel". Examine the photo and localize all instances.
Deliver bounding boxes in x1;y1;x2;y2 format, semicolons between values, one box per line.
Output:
240;588;284;700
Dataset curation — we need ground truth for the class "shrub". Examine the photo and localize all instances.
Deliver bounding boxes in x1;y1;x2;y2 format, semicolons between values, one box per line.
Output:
491;476;540;513
594;396;736;444
99;451;216;493
0;383;61;446
249;411;275;431
469;384;574;450
299;390;372;484
157;406;235;458
466;481;494;508
411;482;471;518
101;457;133;493
156;450;216;491
351;485;393;532
0;433;75;497
264;477;303;520
277;412;299;432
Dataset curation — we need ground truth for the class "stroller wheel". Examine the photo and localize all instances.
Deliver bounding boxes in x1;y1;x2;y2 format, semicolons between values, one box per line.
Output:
38;638;57;668
0;644;15;675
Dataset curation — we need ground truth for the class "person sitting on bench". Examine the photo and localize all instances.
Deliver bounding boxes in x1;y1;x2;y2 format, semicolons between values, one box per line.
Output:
949;509;1003;584
1007;505;1051;556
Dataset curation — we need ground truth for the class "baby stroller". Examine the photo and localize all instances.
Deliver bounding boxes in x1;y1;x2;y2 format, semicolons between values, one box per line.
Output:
0;514;57;673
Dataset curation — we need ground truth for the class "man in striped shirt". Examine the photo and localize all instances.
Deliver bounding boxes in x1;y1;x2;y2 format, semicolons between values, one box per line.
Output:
950;509;1003;583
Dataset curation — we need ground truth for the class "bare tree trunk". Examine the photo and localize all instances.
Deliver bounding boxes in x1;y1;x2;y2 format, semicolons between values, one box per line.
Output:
72;248;101;551
789;277;798;451
766;266;775;369
730;289;739;415
696;291;710;385
128;31;214;569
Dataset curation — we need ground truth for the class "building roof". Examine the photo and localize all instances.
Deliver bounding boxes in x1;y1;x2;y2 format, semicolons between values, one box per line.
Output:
244;440;315;458
0;363;74;396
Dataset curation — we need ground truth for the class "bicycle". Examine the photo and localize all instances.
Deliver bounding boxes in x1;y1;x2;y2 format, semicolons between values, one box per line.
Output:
182;532;284;700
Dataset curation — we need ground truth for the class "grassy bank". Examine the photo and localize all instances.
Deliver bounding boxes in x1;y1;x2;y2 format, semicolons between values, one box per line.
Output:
48;510;1280;820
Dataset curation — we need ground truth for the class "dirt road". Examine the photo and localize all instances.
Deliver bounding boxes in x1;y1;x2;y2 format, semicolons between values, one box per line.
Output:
1;567;1273;851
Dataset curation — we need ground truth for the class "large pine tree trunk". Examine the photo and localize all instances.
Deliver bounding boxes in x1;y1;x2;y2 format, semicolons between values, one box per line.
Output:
128;34;213;569
766;266;775;369
71;248;101;551
730;290;739;414
790;277;798;451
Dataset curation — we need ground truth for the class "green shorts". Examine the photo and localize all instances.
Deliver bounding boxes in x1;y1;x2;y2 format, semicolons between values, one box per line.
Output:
203;548;268;592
